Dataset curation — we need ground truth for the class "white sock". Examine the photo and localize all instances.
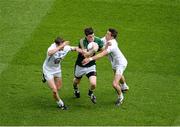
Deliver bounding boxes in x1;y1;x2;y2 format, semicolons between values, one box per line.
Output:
118;93;124;99
57;99;64;106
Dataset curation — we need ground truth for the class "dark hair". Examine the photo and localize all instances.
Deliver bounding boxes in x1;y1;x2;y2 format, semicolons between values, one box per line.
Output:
109;28;118;39
54;37;64;45
84;27;94;36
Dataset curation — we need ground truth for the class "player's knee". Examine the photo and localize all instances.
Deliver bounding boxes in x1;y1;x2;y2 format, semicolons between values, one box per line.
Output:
56;83;62;90
90;79;96;88
91;83;96;88
89;76;96;87
112;82;118;88
73;78;80;84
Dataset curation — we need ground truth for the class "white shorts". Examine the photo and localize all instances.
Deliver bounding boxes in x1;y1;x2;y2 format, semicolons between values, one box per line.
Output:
114;65;126;75
74;65;96;78
43;69;62;81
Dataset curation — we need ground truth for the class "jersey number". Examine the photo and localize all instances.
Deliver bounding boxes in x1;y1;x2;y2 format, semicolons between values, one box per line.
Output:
54;58;61;64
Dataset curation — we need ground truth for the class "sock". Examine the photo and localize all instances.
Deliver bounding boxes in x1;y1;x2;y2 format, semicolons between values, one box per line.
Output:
42;73;46;83
73;83;78;90
88;89;93;96
124;82;127;85
57;99;64;107
121;83;129;89
118;92;124;99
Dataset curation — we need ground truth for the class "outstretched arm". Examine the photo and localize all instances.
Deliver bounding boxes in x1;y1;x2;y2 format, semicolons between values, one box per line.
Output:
70;46;84;54
82;50;108;65
70;47;94;58
48;41;69;56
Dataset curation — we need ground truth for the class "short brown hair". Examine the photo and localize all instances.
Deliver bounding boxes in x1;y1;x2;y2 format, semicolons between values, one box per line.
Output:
84;27;94;36
109;28;118;39
54;37;64;45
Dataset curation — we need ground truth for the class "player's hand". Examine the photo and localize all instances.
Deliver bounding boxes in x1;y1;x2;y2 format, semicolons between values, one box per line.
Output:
82;58;90;65
70;46;76;51
75;47;83;53
81;49;87;54
59;41;69;48
63;41;69;45
82;49;90;57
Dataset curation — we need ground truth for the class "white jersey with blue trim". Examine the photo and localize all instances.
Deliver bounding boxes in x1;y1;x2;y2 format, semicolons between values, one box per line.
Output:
43;43;71;73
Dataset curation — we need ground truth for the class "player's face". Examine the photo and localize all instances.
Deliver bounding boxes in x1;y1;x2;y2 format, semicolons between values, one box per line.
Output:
86;34;94;42
57;42;62;46
105;31;112;41
57;42;64;50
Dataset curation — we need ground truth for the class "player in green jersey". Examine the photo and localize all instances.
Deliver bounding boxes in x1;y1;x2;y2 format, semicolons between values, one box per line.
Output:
73;27;104;104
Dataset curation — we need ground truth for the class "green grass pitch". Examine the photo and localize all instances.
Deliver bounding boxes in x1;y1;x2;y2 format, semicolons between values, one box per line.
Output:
0;0;180;125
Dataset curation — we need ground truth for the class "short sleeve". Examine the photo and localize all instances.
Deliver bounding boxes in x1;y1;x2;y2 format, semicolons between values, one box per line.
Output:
101;37;107;45
64;45;71;52
98;39;104;49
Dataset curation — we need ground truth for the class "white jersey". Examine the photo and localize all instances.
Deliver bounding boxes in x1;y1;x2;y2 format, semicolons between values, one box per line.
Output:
101;37;127;69
43;43;71;74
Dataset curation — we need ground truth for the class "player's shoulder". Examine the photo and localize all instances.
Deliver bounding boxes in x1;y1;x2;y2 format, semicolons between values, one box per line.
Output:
48;43;56;51
94;36;103;44
80;37;86;42
94;36;102;41
101;36;106;41
94;37;103;49
112;39;118;46
50;42;56;47
107;39;119;52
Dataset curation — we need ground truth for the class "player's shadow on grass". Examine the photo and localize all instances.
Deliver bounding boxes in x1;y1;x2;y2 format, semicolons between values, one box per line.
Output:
63;95;128;110
30;93;128;111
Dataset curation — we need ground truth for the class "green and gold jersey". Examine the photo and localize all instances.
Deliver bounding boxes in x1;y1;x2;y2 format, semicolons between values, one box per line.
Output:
75;36;104;67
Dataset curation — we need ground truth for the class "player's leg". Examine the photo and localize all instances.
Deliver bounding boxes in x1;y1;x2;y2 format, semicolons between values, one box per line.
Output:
47;78;65;109
42;73;46;83
113;74;124;106
73;77;81;98
89;75;96;92
43;69;67;110
117;66;129;92
120;75;129;92
87;74;97;104
73;65;84;98
54;77;67;110
54;77;62;90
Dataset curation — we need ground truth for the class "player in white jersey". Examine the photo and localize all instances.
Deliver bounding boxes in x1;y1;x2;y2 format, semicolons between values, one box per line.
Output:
42;37;77;110
82;28;129;106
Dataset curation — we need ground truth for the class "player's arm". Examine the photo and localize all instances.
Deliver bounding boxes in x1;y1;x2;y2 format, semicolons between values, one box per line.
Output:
48;41;69;56
98;41;111;56
83;49;95;58
70;46;84;54
70;39;86;54
71;45;90;57
82;50;108;65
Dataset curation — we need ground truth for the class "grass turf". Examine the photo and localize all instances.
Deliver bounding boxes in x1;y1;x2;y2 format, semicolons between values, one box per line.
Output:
0;0;180;125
